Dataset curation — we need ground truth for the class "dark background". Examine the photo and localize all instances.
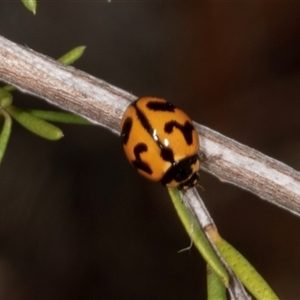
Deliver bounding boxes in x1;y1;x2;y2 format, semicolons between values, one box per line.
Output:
0;2;300;299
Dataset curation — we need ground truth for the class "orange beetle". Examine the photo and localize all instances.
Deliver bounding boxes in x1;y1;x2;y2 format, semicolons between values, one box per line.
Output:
121;97;200;190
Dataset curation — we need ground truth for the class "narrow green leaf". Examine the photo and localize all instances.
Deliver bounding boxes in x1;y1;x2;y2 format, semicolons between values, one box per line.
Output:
207;264;227;300
7;106;63;141
0;109;12;165
0;88;13;109
2;85;16;92
167;187;229;286
27;110;91;124
213;235;279;300
21;0;37;14
58;46;86;66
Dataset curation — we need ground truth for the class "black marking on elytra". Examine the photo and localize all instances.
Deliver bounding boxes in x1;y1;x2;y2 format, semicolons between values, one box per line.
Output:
160;155;199;189
133;101;155;139
121;117;132;145
164;120;194;145
160;147;174;163
132;101;175;164
132;143;152;174
146;100;176;112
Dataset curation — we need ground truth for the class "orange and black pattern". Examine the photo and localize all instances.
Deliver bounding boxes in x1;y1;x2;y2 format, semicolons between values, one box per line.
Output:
121;97;200;190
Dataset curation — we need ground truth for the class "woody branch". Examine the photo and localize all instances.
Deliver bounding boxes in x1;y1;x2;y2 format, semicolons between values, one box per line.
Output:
0;34;299;216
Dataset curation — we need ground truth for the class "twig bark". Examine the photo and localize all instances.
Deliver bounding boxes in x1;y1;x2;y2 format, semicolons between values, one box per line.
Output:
181;189;251;300
0;34;299;215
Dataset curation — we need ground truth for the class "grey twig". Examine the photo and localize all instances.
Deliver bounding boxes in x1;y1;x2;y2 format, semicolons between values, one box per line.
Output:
0;34;299;217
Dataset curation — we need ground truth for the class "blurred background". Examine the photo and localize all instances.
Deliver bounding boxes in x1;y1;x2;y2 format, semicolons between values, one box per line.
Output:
0;2;300;299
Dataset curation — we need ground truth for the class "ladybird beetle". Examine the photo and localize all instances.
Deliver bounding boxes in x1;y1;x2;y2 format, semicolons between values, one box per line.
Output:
120;97;200;190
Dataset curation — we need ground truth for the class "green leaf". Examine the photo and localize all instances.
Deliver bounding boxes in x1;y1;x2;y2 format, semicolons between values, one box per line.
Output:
2;85;16;93
207;264;227;300
58;46;86;66
6;106;63;141
0;109;12;165
209;229;279;300
0;88;13;109
26;110;90;124
167;187;229;286
21;0;37;14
